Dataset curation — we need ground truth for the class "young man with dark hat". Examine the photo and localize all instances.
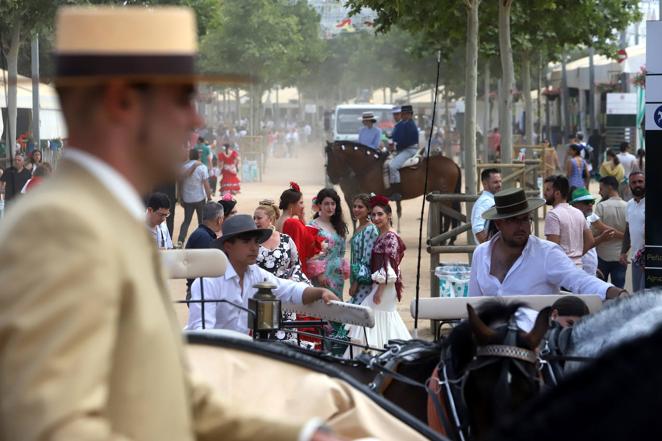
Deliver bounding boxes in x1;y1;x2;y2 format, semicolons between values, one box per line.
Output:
0;6;342;441
186;214;338;332
357;111;381;150
468;188;626;299
388;104;419;201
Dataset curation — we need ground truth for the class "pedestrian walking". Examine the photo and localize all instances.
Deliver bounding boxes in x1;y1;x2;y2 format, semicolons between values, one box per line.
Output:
565;144;590;190
177;148;211;244
595;176;628;287
620;171;646;292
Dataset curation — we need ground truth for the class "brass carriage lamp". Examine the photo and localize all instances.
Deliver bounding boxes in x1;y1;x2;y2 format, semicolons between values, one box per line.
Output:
248;281;281;338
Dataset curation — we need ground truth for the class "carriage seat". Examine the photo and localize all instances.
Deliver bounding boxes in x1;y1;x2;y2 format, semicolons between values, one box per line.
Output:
160;248;228;279
410;295;603;321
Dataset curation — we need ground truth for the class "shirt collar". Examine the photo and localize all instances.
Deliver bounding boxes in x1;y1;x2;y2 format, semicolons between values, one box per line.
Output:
64;148;145;221
199;224;217;237
482;190;494;198
224;260;238;280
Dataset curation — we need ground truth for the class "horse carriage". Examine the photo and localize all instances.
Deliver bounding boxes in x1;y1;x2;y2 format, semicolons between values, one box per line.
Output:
163;248;662;440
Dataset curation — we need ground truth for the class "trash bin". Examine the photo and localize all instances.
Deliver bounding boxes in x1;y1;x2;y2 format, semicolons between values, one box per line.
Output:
435;263;471;298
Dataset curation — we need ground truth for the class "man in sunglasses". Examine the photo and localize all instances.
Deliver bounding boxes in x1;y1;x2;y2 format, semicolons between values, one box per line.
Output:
468;188;626;299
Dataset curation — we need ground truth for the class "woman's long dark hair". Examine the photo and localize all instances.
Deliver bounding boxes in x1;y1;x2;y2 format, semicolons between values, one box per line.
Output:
315;188;348;238
606;148;620;166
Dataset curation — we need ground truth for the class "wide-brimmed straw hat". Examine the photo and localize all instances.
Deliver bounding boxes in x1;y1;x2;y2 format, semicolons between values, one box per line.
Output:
53;6;250;86
214;214;272;247
482;188;545;221
360;112;377;122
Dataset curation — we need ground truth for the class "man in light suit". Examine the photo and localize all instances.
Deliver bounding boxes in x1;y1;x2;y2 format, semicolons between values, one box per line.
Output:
0;6;340;441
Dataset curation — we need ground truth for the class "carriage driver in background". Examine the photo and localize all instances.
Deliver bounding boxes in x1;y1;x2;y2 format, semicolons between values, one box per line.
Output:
468;188;627;299
357;112;382;150
388;104;419;201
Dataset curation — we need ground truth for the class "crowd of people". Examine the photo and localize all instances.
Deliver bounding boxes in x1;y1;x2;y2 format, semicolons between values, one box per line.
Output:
143;176;412;354
470;139;646;298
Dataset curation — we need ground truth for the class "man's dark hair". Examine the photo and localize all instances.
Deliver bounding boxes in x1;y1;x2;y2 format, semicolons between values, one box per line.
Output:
189;148;200;161
544;175;570;200
619;141;629;153
197;136;205;143
630;170;644;178
481;168;500;182
147;192;171;211
552;295;590;317
576;133;584;141
599;175;619;192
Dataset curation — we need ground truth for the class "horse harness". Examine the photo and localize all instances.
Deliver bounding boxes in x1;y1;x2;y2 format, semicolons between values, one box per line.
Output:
428;317;543;441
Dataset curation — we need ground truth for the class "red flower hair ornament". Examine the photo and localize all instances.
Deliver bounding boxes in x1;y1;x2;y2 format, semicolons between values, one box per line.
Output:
369;194;390;208
289;181;301;193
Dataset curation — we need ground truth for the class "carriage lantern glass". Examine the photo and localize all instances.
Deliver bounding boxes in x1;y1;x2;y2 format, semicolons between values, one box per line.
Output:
248;281;281;336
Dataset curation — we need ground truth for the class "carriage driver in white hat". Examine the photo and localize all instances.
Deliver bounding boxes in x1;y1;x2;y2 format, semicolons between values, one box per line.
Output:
0;6;344;441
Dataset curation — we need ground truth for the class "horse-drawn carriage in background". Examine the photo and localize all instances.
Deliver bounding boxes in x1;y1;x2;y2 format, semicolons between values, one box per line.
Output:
163;248;662;441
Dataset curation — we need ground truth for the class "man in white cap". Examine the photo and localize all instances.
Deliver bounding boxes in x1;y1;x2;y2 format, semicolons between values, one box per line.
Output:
0;6;341;441
357;111;382;150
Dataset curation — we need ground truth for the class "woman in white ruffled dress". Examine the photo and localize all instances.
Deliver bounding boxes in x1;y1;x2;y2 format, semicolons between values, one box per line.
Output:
345;195;411;356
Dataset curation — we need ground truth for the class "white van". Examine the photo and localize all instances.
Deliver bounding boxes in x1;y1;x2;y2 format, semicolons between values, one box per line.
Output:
332;104;395;142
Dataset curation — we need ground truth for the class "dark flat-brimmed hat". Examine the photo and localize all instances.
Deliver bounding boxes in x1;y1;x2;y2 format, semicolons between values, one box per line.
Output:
400;105;413;113
53;6;250;86
360;112;377;122
482;188;545;220
218;195;237;217
214;214;272;247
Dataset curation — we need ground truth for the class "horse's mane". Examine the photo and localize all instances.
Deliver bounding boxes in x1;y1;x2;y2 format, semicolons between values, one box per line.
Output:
329;140;389;160
568;291;662;365
488;321;662;441
444;300;527;373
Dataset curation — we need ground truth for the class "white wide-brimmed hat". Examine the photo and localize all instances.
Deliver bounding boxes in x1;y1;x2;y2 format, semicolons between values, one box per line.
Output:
54;6;249;85
360;112;377;122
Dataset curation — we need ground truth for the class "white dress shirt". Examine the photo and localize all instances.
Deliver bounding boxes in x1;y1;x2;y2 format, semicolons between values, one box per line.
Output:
186;261;306;333
626;197;645;257
64;148;144;221
151;221;173;249
471;190;495;241
468;233;612;299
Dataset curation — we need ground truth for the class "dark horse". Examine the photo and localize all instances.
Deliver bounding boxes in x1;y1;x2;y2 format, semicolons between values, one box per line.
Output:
325;141;462;235
292;301;550;441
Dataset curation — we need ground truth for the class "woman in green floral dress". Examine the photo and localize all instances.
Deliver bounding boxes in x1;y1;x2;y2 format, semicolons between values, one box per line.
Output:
348;194;379;305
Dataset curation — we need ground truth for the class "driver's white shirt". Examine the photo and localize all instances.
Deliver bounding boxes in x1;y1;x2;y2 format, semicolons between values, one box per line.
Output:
468;233;612;299
185;261;306;333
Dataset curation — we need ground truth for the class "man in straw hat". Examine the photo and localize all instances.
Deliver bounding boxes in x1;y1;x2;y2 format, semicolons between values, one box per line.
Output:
0;6;341;441
186;215;338;332
357;111;382;150
468;188;626;299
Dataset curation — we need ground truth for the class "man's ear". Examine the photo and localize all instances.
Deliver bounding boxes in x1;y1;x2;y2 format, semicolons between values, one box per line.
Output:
102;80;143;123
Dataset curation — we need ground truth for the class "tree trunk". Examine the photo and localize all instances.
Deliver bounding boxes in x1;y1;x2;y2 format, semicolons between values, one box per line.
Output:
443;84;452;158
522;53;533;145
498;0;514;163
234;87;240;124
498;77;506;155
560;50;571;143
483;61;490;161
464;0;480;196
31;34;40;151
588;47;597;134
536;53;543;141
6;24;21;163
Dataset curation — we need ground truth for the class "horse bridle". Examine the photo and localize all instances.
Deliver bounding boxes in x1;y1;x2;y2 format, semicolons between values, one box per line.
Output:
434;316;542;441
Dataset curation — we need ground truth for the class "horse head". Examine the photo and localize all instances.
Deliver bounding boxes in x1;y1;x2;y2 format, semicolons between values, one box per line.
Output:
447;302;550;440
